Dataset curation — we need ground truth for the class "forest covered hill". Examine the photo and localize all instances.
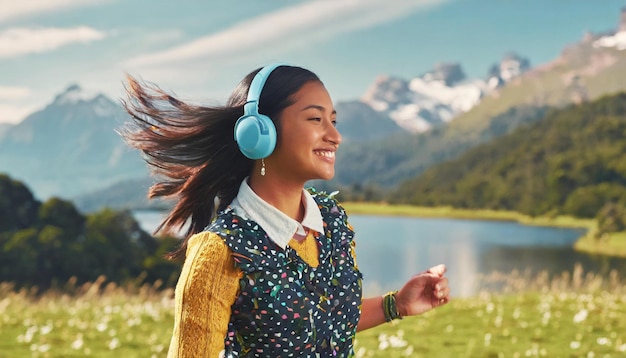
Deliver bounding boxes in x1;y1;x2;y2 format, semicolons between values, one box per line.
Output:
391;92;626;226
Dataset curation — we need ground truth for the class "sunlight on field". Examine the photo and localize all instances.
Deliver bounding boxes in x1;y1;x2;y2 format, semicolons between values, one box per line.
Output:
0;265;624;357
576;231;626;258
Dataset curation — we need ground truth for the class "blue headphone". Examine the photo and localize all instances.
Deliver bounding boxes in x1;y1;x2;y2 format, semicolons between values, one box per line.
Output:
234;63;285;159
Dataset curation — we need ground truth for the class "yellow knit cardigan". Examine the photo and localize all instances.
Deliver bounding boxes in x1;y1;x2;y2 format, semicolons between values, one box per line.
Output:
166;230;322;357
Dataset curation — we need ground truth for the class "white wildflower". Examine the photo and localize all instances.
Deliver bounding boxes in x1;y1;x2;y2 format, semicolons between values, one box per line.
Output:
596;337;610;346
71;334;84;350
389;334;407;348
486;302;494;313
573;309;588;323
108;338;120;350
355;347;367;358
378;340;389;350
20;326;37;343
494;315;503;327
40;322;53;335
378;333;389;350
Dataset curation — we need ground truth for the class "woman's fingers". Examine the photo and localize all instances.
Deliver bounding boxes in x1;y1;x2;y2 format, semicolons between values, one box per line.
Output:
426;264;447;277
433;277;450;305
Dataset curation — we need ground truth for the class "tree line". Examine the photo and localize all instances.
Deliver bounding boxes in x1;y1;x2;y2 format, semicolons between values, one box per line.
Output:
0;173;180;291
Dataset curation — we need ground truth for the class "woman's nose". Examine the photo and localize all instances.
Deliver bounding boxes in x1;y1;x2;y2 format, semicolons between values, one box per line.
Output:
325;121;342;146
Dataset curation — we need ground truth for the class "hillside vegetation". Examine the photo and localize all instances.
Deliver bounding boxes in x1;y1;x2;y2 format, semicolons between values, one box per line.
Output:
391;92;626;243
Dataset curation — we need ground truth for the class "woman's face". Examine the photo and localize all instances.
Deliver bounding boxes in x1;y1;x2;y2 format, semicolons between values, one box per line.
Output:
268;81;342;183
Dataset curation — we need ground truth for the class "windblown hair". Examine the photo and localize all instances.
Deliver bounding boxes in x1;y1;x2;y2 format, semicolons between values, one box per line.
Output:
120;65;320;260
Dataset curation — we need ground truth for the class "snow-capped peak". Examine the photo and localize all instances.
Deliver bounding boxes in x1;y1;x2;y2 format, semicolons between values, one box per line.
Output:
49;84;119;118
592;30;626;51
53;84;100;106
487;53;531;86
361;63;488;133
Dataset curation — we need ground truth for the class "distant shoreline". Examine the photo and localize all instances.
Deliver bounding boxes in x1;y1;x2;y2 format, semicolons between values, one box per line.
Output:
341;202;626;258
133;202;626;258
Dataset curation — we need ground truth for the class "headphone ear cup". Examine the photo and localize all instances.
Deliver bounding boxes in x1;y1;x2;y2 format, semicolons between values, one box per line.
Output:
234;114;277;159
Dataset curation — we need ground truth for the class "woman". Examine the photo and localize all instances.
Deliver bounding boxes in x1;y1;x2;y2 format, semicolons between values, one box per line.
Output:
122;64;450;357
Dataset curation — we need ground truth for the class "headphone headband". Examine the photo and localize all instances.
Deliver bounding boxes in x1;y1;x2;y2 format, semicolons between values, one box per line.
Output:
246;63;285;108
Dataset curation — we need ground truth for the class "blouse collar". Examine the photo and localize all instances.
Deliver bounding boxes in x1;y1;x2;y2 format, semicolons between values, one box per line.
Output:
229;178;324;250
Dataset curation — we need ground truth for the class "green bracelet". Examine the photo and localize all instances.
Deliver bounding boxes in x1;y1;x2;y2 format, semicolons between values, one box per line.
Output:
383;290;402;322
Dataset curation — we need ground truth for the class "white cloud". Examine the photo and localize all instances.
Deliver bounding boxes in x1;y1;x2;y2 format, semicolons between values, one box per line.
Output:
0;86;36;124
0;26;106;59
0;0;111;23
0;103;38;124
0;86;31;100
126;0;449;67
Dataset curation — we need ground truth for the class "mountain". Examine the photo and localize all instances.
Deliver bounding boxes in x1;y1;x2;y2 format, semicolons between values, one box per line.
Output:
390;92;626;218
14;10;626;209
0;85;401;209
361;63;484;133
73;176;173;213
0;123;12;138
334;100;404;142
361;57;530;133
331;12;626;189
486;53;532;88
332;104;548;187
0;84;146;199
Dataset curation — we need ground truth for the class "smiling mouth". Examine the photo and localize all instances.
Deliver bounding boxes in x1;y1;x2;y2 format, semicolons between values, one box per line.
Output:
314;150;335;158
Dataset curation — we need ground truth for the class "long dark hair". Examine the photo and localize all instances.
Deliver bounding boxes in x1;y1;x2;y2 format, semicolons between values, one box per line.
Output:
120;65;321;260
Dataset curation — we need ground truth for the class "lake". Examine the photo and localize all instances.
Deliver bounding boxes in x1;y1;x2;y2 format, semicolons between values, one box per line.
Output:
133;211;626;297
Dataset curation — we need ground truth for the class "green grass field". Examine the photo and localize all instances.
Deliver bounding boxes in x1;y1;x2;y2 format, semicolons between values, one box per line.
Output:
1;265;624;358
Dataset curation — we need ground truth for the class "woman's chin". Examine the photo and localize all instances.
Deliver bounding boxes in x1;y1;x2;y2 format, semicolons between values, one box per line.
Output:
317;172;335;181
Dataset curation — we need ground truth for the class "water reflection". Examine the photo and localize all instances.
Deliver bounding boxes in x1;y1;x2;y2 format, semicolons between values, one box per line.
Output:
133;211;626;298
348;215;625;297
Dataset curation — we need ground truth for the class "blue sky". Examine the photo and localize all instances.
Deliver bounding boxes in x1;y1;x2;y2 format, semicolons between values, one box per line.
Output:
1;0;625;124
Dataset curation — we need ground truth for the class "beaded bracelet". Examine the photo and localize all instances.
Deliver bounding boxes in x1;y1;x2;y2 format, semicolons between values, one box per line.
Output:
383;290;402;322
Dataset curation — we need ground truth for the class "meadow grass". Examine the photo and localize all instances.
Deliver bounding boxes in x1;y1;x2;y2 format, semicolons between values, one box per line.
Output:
353;265;626;357
1;265;624;357
0;277;175;358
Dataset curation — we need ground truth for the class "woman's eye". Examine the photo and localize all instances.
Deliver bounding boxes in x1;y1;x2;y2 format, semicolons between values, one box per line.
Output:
309;117;322;122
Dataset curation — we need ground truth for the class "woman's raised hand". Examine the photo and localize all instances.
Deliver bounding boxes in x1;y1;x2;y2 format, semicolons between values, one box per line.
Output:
396;264;450;317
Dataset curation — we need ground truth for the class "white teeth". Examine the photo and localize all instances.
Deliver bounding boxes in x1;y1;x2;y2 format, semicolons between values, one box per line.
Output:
315;151;335;158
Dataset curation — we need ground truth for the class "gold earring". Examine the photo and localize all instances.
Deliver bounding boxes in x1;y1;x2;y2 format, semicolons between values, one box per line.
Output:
261;159;266;176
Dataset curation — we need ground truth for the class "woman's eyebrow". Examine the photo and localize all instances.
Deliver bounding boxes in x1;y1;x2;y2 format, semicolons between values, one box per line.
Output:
301;104;337;115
